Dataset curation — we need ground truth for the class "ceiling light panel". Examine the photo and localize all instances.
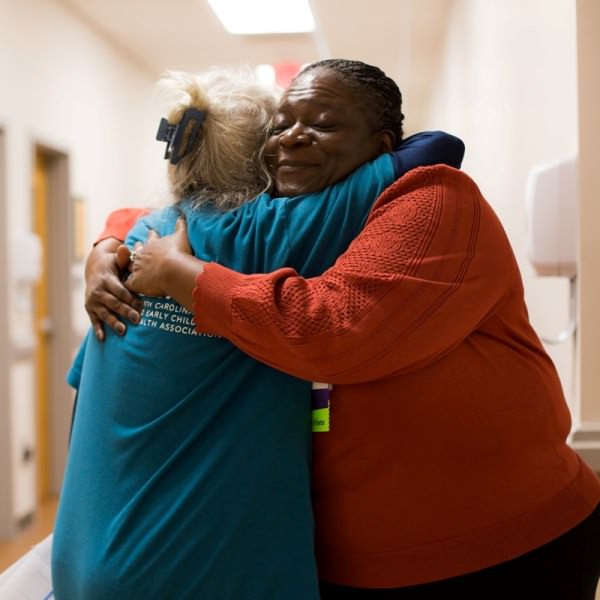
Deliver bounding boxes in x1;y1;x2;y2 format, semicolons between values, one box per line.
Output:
207;0;315;35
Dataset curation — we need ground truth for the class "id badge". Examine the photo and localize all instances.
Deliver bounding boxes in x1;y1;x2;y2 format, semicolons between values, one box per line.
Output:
311;382;331;433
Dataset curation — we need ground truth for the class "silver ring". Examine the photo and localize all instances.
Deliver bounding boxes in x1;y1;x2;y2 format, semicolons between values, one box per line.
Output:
129;249;138;262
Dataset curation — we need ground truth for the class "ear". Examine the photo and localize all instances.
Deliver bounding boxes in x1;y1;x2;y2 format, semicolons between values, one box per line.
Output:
377;129;395;154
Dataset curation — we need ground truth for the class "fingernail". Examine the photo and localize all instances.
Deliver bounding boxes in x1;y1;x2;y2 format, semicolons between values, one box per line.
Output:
116;323;126;335
130;312;140;324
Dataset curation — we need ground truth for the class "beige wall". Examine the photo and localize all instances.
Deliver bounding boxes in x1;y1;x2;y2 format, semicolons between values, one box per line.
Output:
415;0;578;395
409;0;599;469
0;0;167;536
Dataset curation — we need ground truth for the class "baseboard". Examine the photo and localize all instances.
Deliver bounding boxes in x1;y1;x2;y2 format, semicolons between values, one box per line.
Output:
570;422;600;473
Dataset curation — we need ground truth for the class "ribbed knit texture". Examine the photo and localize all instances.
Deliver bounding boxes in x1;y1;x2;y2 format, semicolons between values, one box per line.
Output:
231;171;440;339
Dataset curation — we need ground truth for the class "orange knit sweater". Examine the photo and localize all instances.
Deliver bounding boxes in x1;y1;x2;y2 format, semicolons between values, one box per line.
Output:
192;166;600;587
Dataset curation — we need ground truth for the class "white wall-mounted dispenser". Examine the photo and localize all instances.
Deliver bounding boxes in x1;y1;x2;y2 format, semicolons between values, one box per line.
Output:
525;155;578;344
525;155;578;279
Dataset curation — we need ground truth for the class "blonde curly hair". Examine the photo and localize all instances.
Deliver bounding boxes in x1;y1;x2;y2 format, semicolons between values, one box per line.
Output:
158;67;280;210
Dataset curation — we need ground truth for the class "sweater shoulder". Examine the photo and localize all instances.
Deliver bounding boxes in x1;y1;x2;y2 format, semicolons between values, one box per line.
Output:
367;166;492;238
372;165;477;209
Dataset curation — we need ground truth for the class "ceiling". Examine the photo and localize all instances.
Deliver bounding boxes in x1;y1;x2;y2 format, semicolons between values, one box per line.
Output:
56;0;453;101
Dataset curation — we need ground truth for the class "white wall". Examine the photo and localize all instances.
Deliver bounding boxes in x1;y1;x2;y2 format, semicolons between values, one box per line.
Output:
410;0;579;406
0;0;168;229
0;0;167;535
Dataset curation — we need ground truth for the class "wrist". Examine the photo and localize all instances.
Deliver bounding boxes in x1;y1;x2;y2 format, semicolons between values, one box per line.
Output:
161;248;185;296
94;237;122;251
86;237;120;278
164;252;204;311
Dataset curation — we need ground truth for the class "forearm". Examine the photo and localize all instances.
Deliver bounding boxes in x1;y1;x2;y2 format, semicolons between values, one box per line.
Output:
162;252;205;312
193;263;387;382
193;262;463;383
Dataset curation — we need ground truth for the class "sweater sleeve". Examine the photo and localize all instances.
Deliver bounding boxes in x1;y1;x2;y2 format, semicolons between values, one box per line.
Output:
193;166;515;384
390;131;465;175
94;207;149;244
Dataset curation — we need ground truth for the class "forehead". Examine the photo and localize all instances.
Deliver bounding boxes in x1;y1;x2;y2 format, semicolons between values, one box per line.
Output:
278;69;362;112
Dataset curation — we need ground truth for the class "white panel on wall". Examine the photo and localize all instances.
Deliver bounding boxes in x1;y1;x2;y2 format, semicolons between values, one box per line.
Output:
10;363;36;523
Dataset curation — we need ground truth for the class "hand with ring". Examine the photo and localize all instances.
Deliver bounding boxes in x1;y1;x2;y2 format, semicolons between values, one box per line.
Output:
84;238;144;341
125;217;194;298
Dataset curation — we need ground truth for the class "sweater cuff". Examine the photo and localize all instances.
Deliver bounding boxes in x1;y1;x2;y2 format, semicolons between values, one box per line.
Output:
94;207;148;245
192;262;248;336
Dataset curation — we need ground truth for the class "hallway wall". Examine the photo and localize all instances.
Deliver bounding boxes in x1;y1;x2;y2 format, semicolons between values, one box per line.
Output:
409;0;599;468
0;0;167;536
413;0;579;405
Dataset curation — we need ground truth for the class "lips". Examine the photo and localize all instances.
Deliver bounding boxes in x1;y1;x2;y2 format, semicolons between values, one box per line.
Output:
277;160;317;171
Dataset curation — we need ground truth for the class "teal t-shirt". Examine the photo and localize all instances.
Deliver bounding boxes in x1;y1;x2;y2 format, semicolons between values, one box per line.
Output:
52;132;464;599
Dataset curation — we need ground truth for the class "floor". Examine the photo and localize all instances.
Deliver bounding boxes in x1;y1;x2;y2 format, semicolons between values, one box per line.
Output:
0;496;57;573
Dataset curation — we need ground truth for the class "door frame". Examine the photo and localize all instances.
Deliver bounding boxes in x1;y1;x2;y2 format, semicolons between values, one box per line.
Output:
33;144;73;497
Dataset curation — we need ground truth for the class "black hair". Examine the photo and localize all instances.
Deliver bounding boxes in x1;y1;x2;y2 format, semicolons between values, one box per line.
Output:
298;58;405;144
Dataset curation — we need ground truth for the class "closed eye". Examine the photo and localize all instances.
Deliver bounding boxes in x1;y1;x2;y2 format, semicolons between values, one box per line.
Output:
268;115;290;136
269;125;288;135
312;123;337;131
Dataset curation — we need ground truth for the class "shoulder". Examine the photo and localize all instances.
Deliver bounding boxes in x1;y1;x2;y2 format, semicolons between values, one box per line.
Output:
391;164;477;194
370;165;482;214
366;166;515;272
364;165;494;254
139;207;177;228
125;206;179;244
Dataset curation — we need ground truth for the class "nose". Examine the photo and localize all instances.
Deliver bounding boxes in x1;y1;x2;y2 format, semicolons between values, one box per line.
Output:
279;123;312;148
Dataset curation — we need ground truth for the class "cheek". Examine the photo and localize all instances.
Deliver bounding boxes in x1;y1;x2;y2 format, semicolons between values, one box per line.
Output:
347;138;381;167
263;138;278;170
323;131;377;164
263;137;277;156
332;146;377;175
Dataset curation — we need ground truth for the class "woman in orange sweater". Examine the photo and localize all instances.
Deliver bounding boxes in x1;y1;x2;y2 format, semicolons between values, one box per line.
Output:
89;60;600;599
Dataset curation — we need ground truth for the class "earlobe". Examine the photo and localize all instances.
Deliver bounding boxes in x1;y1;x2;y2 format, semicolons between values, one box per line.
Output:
378;130;395;153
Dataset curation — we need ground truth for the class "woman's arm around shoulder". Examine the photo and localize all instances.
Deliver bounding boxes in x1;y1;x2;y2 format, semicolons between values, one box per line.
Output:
192;166;515;384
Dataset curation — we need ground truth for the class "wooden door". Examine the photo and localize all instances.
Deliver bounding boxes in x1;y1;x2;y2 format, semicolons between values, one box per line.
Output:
32;148;51;502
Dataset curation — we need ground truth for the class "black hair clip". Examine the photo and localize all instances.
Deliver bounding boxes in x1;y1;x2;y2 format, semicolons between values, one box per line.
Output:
156;108;206;165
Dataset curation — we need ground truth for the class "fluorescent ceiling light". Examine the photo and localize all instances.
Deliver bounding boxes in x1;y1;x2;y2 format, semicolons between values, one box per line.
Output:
207;0;315;35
